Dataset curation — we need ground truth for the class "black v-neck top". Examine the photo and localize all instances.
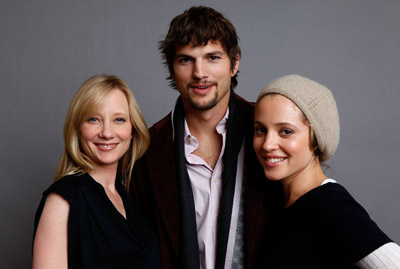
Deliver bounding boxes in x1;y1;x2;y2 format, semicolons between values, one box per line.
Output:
259;183;392;268
34;173;160;268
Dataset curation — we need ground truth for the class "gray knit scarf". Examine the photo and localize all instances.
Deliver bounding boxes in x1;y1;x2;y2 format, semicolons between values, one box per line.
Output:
173;91;245;269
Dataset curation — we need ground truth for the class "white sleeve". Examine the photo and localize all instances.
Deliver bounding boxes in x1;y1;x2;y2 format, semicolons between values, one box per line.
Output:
356;242;400;268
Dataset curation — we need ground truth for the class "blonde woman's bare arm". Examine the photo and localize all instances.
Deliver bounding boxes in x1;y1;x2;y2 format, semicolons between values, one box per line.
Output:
32;193;69;269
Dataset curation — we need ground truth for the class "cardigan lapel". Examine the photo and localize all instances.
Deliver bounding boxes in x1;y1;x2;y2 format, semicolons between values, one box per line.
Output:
146;115;181;262
236;95;276;268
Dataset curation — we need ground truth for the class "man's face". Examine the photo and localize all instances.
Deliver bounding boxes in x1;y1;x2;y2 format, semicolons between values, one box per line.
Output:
172;41;239;111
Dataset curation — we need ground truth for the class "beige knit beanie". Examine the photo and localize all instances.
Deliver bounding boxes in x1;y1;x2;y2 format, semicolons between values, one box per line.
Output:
257;74;340;161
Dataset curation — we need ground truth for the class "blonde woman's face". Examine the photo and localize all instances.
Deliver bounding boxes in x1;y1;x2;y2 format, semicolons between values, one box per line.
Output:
79;89;132;171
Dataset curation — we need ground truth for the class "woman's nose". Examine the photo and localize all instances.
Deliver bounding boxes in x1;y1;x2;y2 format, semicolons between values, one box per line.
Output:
263;132;279;152
99;122;114;139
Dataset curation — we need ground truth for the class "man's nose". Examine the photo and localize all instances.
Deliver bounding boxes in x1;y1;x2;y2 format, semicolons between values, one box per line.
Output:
193;60;208;79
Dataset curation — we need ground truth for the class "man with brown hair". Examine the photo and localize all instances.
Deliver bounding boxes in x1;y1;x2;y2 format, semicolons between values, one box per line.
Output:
132;6;281;268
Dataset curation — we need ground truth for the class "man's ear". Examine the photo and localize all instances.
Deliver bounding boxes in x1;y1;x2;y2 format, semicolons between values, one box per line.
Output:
231;54;240;76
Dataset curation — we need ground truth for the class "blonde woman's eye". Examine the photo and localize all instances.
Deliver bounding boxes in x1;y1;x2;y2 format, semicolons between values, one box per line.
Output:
88;117;99;122
115;118;126;123
281;129;293;136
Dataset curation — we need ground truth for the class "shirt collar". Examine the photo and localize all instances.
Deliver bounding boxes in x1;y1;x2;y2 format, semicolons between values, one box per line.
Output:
183;108;229;138
183;108;229;160
171;98;230;141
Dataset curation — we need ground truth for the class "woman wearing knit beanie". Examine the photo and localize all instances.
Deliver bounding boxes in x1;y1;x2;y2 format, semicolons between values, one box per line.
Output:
253;74;400;268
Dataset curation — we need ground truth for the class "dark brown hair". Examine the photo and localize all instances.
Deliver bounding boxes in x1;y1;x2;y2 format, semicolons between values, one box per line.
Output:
159;6;241;89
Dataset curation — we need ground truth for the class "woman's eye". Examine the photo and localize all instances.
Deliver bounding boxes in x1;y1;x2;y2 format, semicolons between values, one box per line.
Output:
88;117;99;122
254;127;266;135
281;129;293;136
115;118;127;123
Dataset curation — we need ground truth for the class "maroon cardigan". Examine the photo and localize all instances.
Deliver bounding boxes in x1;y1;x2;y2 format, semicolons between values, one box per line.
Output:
131;94;282;268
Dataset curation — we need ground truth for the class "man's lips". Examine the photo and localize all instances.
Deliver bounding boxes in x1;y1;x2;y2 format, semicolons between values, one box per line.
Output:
189;82;216;95
191;85;212;95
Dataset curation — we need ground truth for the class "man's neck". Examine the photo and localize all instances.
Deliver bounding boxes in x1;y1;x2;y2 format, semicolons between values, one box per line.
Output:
183;91;231;137
182;91;231;169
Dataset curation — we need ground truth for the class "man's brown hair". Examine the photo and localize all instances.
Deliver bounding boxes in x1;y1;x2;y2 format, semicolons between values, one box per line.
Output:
159;6;241;89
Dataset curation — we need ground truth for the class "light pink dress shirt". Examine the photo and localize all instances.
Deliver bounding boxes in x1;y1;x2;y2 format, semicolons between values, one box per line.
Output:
182;109;244;269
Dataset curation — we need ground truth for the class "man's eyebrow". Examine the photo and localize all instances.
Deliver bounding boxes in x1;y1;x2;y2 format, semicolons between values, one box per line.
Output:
206;51;224;56
174;51;225;59
174;53;193;59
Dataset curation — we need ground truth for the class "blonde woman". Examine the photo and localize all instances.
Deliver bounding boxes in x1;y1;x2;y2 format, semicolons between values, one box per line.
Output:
33;75;159;268
253;75;400;268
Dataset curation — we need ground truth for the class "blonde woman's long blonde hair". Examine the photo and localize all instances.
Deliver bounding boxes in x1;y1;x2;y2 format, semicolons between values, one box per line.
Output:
54;75;149;192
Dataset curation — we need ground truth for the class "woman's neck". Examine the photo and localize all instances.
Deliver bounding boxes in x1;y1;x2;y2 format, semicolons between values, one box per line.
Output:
89;164;127;219
281;160;327;208
89;164;118;191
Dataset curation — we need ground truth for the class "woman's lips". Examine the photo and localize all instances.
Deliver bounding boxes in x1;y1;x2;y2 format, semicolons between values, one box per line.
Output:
264;157;286;167
95;143;118;151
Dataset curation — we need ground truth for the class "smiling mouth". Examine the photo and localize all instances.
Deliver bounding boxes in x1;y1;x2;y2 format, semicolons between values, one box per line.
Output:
267;157;285;163
264;157;287;167
189;81;216;91
95;143;118;150
190;85;213;96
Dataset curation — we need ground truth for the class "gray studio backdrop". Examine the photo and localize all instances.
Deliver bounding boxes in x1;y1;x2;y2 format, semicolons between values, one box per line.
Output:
1;0;399;267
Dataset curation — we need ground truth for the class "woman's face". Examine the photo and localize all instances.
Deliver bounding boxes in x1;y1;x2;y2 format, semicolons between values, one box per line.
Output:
79;89;132;171
253;94;315;184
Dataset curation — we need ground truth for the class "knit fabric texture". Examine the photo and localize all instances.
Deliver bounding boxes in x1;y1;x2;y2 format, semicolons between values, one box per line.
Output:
257;74;340;161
